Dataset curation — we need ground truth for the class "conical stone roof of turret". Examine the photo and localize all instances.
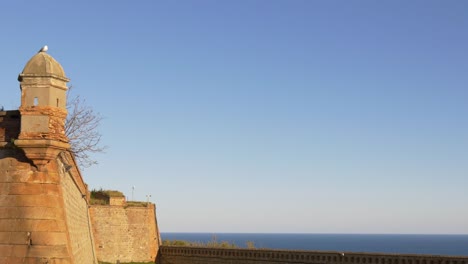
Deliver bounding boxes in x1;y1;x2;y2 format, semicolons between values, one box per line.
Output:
19;49;69;82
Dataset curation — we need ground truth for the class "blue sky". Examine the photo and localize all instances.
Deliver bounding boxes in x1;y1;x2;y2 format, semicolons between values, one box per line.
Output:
1;1;467;234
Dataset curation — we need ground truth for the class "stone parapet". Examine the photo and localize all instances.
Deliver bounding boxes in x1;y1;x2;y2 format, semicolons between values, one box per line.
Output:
109;196;126;206
90;203;160;263
159;246;468;264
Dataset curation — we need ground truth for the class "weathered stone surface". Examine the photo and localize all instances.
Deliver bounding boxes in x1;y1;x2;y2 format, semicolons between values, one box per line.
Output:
30;232;68;246
0;147;97;263
0;207;64;220
90;203;160;263
0;219;67;232
0;195;62;207
20;51;67;79
18;106;68;143
0;231;67;247
2;112;96;262
59;156;97;264
8;183;60;196
109;196;125;206
0;257;72;264
22;245;69;258
0;245;13;256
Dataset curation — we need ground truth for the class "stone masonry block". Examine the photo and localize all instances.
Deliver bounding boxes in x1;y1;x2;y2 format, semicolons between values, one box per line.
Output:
33;220;67;233
0;231;67;246
0;232;29;245
1;194;62;207
24;245;69;258
9;244;69;258
28;171;61;184
0;207;64;220
8;183;60;196
0;182;10;194
48;258;73;264
0;219;67;232
2;256;66;264
0;168;61;184
11;245;28;257
31;232;68;246
0;219;16;232
9;232;29;245
0;245;12;256
0;232;12;244
20;207;65;220
0;208;17;219
0;169;33;183
4;257;62;264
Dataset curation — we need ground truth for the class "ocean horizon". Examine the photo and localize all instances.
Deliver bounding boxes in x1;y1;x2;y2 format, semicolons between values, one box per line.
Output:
161;233;468;256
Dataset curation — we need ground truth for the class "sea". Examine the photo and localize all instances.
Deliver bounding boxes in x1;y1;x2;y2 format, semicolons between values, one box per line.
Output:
161;233;468;256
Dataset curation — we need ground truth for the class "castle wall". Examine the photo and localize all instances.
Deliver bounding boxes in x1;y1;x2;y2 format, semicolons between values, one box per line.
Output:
0;149;98;263
90;203;160;263
159;246;468;264
0;111;97;263
59;156;97;264
0;148;68;263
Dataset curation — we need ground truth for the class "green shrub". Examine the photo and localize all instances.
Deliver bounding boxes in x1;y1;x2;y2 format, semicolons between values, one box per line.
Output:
98;261;154;264
125;201;148;207
90;188;125;205
162;235;255;249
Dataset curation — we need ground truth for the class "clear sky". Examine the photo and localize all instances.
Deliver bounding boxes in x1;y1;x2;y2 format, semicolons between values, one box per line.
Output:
1;1;467;234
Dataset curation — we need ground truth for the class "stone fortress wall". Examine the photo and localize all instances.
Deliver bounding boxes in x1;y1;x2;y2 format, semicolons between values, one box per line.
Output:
59;154;97;263
1;109;158;263
89;197;160;263
0;49;161;264
0;112;97;263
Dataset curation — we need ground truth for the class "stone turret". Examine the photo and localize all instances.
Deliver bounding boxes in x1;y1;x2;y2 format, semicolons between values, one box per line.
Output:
0;47;98;263
15;48;70;169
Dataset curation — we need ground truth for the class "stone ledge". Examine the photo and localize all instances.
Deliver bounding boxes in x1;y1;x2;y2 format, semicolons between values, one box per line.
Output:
14;139;69;170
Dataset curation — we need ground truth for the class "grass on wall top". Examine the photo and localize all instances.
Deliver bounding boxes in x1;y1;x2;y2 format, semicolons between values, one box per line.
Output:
90;188;124;205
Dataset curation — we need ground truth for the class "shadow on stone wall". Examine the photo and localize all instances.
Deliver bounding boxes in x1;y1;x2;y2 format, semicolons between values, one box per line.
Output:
0;110;20;144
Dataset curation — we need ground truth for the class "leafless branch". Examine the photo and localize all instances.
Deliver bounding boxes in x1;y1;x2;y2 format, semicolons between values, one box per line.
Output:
65;86;106;168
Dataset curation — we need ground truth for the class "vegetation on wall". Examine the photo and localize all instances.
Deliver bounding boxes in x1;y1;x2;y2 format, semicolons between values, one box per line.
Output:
98;261;154;264
162;236;256;249
90;189;124;205
126;201;149;207
90;189;149;207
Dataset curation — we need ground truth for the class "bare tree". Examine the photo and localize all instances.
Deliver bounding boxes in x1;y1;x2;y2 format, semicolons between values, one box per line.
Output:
65;87;106;168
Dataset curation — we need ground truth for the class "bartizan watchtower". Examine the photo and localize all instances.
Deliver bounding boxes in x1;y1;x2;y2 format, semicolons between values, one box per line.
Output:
15;47;70;169
0;48;98;263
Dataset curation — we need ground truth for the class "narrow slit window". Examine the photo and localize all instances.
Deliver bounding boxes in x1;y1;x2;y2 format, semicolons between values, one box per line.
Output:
56;98;59;107
34;97;38;106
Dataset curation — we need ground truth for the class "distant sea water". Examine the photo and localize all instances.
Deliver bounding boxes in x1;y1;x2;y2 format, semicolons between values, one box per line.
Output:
161;233;468;256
